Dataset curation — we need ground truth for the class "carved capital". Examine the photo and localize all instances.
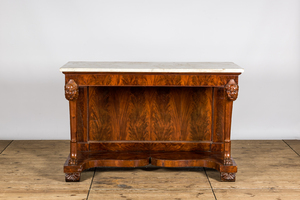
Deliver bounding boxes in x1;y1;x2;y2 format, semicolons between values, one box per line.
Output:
65;173;81;182
225;79;238;101
65;79;79;101
221;172;236;182
69;158;77;165
224;158;233;165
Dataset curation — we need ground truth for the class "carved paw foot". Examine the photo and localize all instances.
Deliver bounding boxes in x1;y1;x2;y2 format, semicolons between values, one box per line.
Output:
65;173;81;182
221;172;236;182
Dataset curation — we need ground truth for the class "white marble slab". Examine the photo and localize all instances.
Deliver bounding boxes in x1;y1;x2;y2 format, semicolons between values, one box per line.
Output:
60;62;244;73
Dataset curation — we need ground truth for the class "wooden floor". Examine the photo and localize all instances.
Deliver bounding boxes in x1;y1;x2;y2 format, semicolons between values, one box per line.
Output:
0;140;300;199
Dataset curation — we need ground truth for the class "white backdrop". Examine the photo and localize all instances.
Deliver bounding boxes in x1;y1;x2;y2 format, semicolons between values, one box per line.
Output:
0;0;299;140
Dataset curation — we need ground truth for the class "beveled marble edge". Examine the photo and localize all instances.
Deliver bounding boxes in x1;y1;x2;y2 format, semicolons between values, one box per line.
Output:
60;62;244;73
60;68;244;73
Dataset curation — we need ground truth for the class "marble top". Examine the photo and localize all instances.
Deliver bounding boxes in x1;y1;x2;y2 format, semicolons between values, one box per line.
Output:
60;62;244;73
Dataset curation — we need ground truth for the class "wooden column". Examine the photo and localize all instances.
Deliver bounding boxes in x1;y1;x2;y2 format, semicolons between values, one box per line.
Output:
224;100;233;164
65;79;79;165
224;79;239;165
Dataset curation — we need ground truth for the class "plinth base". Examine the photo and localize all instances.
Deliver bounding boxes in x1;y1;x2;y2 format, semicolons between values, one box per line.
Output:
64;152;237;182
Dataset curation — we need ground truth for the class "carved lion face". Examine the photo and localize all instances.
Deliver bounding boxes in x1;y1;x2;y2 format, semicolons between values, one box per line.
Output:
226;84;238;101
65;80;79;101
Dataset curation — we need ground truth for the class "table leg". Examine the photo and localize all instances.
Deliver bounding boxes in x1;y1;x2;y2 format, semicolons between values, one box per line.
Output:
221;79;239;181
65;79;79;165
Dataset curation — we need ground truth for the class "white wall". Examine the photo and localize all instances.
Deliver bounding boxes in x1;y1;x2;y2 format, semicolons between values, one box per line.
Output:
0;0;299;140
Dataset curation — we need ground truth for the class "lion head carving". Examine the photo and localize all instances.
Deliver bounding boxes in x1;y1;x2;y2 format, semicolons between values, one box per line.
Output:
65;79;79;101
225;79;238;101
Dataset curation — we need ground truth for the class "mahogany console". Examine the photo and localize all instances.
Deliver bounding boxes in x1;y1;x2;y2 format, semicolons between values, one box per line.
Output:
60;62;243;182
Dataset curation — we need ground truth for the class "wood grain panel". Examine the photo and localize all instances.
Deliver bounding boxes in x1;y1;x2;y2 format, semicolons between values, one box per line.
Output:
76;87;88;142
107;87;131;140
213;87;225;143
89;141;211;152
150;88;175;141
88;87;213;143
77;142;89;151
168;88;194;141
150;87;212;141
88;87;113;141
127;88;150;141
189;88;212;141
65;73;239;87
211;143;224;152
88;87;150;141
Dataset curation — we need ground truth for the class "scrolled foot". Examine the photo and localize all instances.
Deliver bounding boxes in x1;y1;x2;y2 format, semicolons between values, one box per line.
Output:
65;172;81;182
221;172;236;182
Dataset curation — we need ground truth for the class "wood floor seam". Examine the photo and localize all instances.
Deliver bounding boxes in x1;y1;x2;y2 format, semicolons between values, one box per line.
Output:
204;168;217;200
282;140;300;157
0;140;13;154
86;169;96;200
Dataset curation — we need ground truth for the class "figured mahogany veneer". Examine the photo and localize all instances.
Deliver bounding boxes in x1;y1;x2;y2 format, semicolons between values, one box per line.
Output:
61;62;243;182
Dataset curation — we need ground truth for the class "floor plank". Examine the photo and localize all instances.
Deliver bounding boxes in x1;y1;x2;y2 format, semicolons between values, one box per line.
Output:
207;140;300;190
89;190;215;200
89;167;215;199
0;140;92;199
214;189;300;200
0;140;12;153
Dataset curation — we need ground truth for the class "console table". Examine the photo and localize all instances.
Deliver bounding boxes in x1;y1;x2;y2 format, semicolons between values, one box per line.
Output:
60;62;243;182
